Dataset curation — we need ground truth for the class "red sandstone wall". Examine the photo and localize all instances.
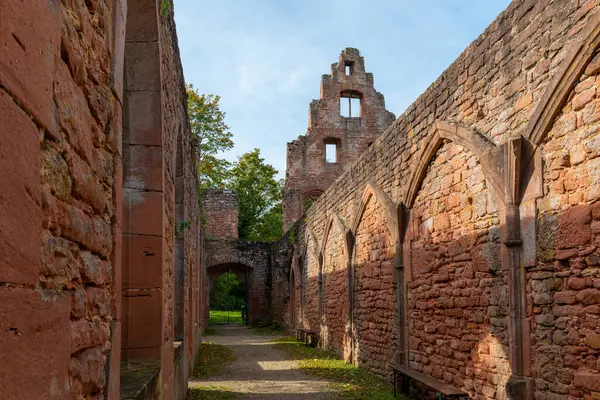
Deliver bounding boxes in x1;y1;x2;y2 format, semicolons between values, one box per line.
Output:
530;50;600;398
276;2;600;399
354;198;396;377
0;0;206;398
323;220;349;356
1;0;123;397
407;142;509;398
201;189;239;240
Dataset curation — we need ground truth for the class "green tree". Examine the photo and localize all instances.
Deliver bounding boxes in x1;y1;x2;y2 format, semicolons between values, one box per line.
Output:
187;84;233;188
227;149;283;241
210;272;245;310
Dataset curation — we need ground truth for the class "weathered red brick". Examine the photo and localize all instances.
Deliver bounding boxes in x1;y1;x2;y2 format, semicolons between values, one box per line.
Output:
576;288;600;305
574;370;600;391
557;205;592;249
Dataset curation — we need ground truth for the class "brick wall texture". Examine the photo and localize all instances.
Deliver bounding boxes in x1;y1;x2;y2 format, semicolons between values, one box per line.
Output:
201;189;239;240
274;1;600;399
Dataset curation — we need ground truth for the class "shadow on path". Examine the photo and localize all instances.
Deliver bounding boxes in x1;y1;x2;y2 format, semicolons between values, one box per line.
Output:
188;324;337;399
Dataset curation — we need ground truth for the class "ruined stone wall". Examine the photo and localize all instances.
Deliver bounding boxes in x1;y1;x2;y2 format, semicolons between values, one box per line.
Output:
1;0;123;397
323;219;349;356
159;4;204;393
0;0;206;398
201;189;239;240
275;1;600;399
354;198;396;377
407;141;509;398
530;49;600;398
283;48;395;230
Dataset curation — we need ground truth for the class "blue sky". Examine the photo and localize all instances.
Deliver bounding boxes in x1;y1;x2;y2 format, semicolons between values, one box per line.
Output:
175;0;512;179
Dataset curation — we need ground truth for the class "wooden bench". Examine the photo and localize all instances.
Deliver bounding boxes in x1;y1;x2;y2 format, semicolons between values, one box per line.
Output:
392;363;468;399
295;328;319;347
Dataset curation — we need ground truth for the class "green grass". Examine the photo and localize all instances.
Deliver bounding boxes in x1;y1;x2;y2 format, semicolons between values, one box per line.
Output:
209;309;243;324
190;342;236;379
273;336;407;400
188;385;239;400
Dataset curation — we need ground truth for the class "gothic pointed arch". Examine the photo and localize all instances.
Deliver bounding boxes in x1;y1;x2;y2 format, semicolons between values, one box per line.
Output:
404;121;503;208
320;211;351;260
305;226;321;263
350;181;399;244
526;10;600;147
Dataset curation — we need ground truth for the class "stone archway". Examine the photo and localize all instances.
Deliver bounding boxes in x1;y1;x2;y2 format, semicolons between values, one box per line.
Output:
205;239;272;324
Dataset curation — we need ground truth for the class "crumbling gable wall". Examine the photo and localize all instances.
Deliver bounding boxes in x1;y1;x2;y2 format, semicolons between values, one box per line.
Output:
283;48;395;230
275;1;600;399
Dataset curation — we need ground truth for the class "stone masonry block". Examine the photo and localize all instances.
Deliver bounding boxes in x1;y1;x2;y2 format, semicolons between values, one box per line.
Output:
123;90;163;146
0;287;70;399
123;289;163;351
557;204;592;249
123;145;163;191
0;91;42;285
123;189;164;236
123;233;164;289
124;42;161;92
0;0;59;133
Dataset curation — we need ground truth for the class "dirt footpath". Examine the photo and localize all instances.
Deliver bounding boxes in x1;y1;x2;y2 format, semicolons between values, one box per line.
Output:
188;324;337;399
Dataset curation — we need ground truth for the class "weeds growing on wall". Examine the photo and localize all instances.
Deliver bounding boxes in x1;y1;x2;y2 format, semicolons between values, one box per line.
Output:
160;0;172;16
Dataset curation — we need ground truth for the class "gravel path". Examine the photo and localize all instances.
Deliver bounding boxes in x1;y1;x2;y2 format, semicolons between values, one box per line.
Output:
188;324;337;399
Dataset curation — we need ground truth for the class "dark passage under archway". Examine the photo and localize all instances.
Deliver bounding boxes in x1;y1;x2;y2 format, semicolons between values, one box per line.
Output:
207;263;251;324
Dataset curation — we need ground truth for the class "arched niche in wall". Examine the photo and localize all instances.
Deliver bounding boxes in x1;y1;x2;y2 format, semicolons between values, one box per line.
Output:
288;265;298;329
406;133;508;397
319;212;351;355
520;10;600;397
348;182;397;375
302;227;321;330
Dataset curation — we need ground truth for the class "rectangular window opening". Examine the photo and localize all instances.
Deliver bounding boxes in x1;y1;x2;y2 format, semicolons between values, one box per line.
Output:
326;144;337;163
340;96;361;118
345;61;354;75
